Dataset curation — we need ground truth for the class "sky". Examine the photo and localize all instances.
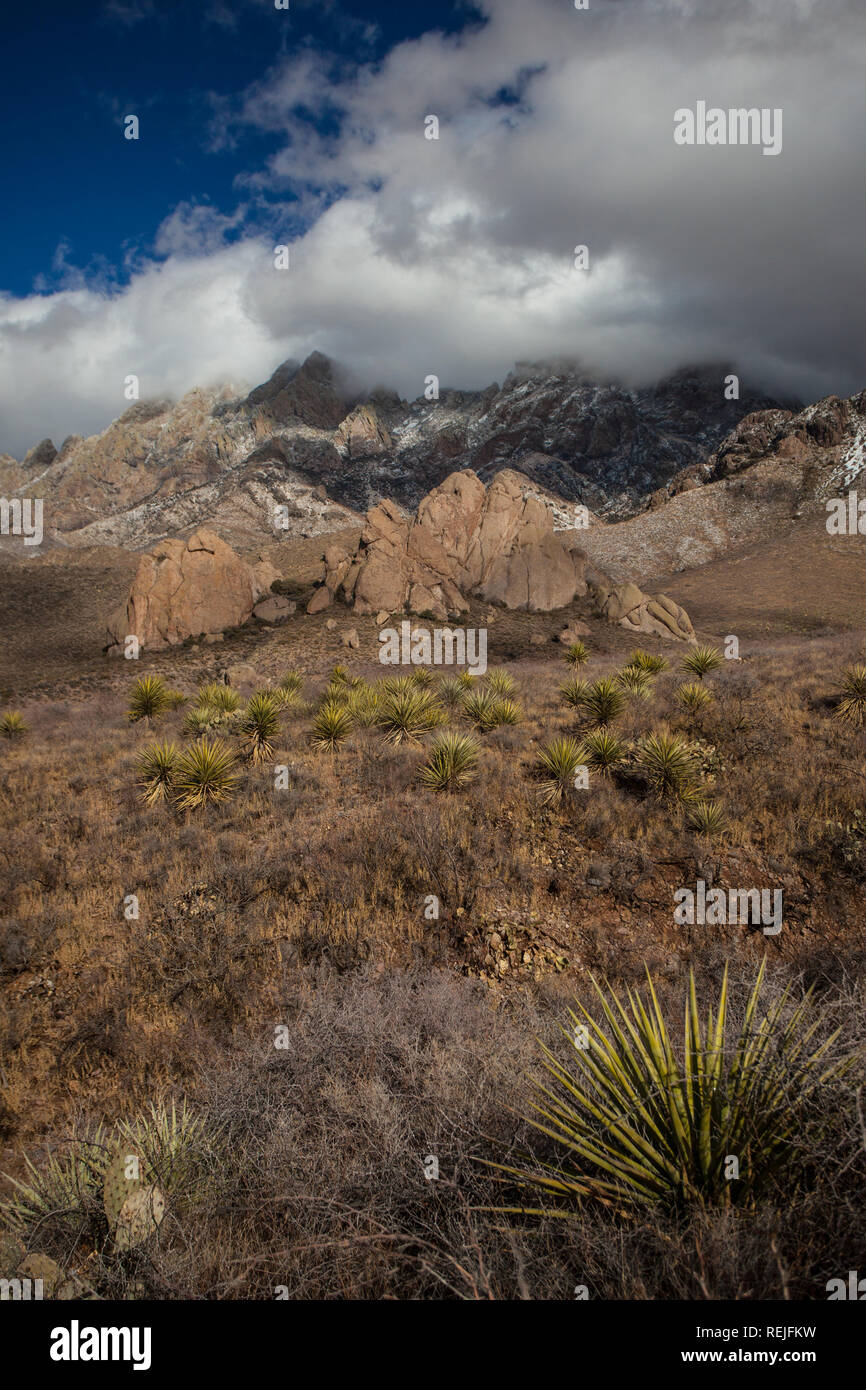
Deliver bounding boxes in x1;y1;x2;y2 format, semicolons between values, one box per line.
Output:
1;0;864;459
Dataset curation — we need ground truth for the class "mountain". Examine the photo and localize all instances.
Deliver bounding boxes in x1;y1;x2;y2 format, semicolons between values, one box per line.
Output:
0;353;792;555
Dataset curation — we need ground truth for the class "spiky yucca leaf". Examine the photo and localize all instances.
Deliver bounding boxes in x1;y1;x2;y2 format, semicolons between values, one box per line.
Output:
629;649;669;674
381;674;415;697
166;690;188;710
582;677;626;727
491;962;846;1212
559;676;590;710
417;731;479;792
686;798;728;837
486;669;516;697
677;681;714;713
311;699;354;751
616;666;653;699
184;706;219;738
137;740;178;805
534;735;587;806
682;644;723;680
127;674;171;723
277;671;303;697
409;667;436;688
564;641;589;668
241;691;281;764
172;737;239;810
438;676;465;711
461;687;495;727
346;685;381;727
377;687;444;745
457;671;477;689
582;729;626;776
638;729;698;801
835;664;866;726
0;710;27;739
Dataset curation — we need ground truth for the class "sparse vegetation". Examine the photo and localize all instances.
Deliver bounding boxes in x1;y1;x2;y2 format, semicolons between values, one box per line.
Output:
564;640;589;668
582;676;626;727
637;729;698;801
582;728;627;777
835;663;866;726
535;735;586;805
677;680;714;713
311;699;354;751
137;740;179;805
128;674;171;723
0;710;27;739
241;691;281;764
682;644;723;681
417;731;479;792
172;737;239;810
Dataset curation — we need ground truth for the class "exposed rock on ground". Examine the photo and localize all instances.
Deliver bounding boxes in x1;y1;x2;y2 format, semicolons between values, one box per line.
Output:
104;528;277;653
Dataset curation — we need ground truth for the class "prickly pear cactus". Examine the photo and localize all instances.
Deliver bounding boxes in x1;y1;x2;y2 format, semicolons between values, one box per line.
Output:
102;1149;148;1231
113;1184;165;1252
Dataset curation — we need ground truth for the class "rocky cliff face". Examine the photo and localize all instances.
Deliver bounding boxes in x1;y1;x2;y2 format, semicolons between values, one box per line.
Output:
0;353;791;555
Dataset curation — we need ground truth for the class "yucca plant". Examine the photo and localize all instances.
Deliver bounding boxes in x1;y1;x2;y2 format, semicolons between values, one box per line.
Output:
184;706;219;738
486;669;517;698
492;961;845;1212
616;666;653;699
417;731;479;792
127;674;171;723
137;740;178;805
638;729;698;801
241;691;281;764
629;649;668;675
682;644;723;681
346;684;381;727
582;729;626;777
461;687;496;728
378;687;444;745
457;671;477;690
311;699;354;751
381;674;415;697
172;737;239;810
677;681;714;714
534;735;587;806
582;677;626;727
166;690;188;710
686;798;728;838
409;667;436;689
438;676;465;712
835;664;866;726
559;676;590;711
329;664;352;688
564;640;589;668
0;710;27;740
485;697;521;730
277;671;304;698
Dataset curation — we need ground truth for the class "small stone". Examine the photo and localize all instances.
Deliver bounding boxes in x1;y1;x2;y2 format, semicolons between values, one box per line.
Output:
342;627;360;649
375;610;390;626
325;618;337;630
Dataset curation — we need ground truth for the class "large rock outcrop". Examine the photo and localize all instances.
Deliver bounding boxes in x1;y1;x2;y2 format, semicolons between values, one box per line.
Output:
307;470;588;620
104;528;277;653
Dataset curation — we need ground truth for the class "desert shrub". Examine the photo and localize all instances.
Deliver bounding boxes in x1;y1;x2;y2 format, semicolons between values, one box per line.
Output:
197;683;241;714
677;681;714;713
417;731;479;792
0;711;27;740
277;671;304;698
616;667;653;699
686;799;728;838
637;729;698;801
378;687;444;745
535;735;586;806
564;641;589;668
582;677;626;727
311;699;354;751
485;669;516;698
457;671;477;689
184;707;220;738
128;674;171;723
137;741;178;805
166;690;188;710
438;676;465;711
582;729;627;777
409;668;436;689
346;685;381;727
172;738;239;810
498;962;847;1212
241;692;281;764
835;664;866;726
682;644;723;681
558;676;590;710
463;689;520;731
628;649;668;674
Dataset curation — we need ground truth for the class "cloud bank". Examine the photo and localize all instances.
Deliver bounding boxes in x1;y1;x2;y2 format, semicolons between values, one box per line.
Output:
2;0;864;458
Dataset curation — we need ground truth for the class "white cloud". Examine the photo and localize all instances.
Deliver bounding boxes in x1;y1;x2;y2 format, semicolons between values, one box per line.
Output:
2;0;865;457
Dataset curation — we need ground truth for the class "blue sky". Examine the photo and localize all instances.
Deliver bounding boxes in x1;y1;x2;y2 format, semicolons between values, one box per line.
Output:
1;0;864;459
1;0;476;297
